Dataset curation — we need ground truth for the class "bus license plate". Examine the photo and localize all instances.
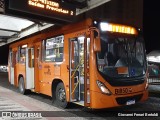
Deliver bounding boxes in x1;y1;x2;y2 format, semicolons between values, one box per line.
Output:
126;100;135;105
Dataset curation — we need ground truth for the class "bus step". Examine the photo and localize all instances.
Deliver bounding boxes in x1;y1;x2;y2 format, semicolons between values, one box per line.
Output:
74;101;84;106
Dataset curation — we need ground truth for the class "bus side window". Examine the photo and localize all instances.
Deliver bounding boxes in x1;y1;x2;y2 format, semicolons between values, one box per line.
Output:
19;47;26;64
44;35;64;62
28;48;34;68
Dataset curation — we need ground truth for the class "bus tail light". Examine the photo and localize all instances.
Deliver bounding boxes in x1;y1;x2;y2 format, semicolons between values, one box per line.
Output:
97;80;112;95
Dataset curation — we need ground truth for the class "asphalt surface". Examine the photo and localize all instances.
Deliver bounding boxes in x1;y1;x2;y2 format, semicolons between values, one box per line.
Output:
0;72;160;120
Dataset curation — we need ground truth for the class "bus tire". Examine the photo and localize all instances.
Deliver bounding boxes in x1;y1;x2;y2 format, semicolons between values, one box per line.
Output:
55;82;68;108
18;77;26;94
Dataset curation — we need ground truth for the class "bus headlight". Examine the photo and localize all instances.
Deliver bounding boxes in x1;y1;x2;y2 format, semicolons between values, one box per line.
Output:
96;80;112;95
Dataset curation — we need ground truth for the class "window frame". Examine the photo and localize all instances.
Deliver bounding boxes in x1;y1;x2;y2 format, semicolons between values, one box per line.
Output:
18;45;27;64
42;35;64;62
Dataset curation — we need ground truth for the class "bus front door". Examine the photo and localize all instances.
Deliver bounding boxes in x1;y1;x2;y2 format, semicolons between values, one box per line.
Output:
25;48;34;89
69;37;90;106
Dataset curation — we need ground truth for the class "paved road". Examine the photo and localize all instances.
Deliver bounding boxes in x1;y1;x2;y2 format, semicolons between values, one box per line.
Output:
0;72;160;120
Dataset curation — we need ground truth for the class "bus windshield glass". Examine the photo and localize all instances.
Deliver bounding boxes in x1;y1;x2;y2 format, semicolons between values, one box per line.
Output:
97;29;147;79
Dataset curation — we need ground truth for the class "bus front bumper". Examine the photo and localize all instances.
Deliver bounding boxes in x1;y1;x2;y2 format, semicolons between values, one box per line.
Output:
89;90;148;109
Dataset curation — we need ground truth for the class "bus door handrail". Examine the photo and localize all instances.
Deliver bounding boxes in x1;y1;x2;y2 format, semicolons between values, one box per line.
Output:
71;57;83;95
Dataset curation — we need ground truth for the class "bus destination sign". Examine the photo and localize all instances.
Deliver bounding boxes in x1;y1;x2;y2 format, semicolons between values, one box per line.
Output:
28;0;74;16
5;0;76;23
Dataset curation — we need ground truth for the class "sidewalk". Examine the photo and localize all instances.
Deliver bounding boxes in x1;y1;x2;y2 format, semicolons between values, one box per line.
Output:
0;72;86;120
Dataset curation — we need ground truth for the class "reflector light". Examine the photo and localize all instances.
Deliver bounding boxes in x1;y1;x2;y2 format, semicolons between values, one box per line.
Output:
22;44;27;48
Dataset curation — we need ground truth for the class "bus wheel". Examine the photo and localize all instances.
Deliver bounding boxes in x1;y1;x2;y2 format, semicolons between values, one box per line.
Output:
18;77;25;94
55;82;68;108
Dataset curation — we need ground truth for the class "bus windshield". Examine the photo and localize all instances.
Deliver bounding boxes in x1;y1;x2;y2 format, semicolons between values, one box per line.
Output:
97;34;147;78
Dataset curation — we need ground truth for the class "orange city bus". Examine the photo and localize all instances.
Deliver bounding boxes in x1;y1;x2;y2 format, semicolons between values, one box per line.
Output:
8;18;148;109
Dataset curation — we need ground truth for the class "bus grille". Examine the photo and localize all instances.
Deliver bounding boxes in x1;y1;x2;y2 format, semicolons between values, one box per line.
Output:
116;94;143;105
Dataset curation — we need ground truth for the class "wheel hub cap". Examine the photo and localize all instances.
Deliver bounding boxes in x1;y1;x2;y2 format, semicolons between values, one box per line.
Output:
58;88;66;102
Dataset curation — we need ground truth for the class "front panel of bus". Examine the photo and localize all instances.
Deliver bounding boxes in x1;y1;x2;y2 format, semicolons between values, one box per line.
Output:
89;21;148;109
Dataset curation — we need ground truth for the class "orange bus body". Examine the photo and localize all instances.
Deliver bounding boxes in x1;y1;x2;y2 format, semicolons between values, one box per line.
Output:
8;18;148;109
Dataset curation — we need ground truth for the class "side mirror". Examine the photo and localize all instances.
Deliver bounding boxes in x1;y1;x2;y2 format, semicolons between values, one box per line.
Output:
94;37;101;52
